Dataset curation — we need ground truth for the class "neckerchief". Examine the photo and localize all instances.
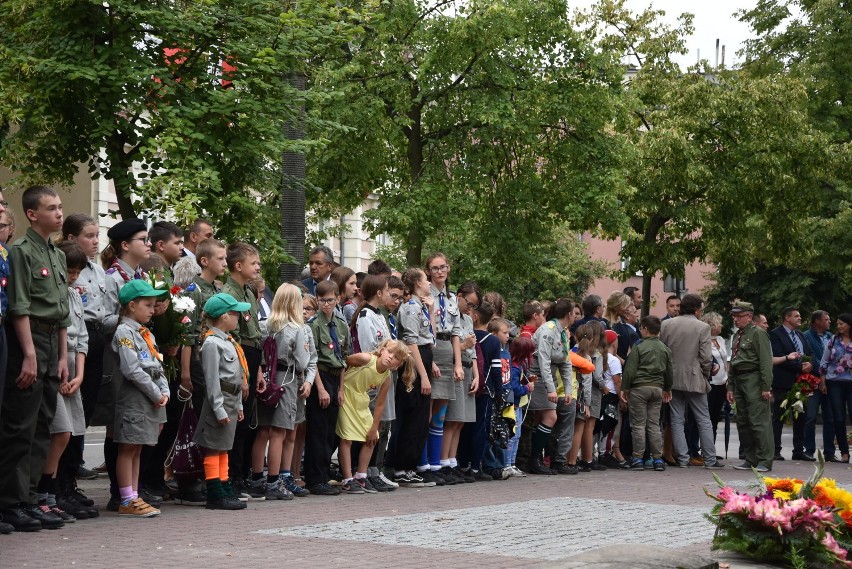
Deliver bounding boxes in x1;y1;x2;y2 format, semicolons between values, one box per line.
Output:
139;326;163;362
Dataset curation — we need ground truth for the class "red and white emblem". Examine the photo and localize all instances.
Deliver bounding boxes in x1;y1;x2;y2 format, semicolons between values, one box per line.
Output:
0;277;6;288
40;268;49;277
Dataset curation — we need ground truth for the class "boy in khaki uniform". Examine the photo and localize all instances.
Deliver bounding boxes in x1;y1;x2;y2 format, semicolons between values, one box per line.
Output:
0;186;70;532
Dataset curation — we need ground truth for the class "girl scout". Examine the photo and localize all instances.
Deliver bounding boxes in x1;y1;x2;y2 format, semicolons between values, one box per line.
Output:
112;279;169;518
194;293;251;511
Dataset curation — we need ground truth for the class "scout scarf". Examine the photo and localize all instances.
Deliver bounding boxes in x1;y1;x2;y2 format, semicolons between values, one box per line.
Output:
110;259;145;283
139;326;163;362
203;329;248;386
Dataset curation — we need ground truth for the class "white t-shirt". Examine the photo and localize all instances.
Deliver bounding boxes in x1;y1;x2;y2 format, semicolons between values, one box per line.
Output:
603;353;622;392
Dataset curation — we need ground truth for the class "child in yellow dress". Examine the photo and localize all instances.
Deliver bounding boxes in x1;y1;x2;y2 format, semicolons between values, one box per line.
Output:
336;340;413;494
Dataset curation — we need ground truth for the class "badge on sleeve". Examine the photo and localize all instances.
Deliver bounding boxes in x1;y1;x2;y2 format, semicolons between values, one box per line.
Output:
139;350;150;360
118;337;135;350
40;268;49;277
328;342;335;351
0;277;6;288
244;313;250;322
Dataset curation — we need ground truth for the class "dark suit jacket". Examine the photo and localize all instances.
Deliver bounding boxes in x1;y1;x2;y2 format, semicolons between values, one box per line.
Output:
770;326;812;391
302;277;317;296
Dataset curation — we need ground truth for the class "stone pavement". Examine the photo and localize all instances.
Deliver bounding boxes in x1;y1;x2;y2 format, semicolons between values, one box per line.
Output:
0;427;847;569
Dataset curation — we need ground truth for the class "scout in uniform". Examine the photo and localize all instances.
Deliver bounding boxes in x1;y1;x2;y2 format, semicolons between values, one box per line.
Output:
250;283;317;500
220;242;264;499
193;293;251;511
390;268;435;487
423;253;464;484
112;280;170;517
305;279;351;495
0;186;71;532
728;301;775;473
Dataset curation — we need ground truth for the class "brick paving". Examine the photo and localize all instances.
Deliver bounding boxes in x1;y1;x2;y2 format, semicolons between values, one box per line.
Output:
1;428;848;569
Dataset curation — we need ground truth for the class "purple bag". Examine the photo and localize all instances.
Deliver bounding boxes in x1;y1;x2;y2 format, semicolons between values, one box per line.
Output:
257;335;286;407
165;400;204;480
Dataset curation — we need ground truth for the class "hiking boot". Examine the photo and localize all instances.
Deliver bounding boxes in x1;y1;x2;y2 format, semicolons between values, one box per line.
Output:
339;480;365;495
528;457;555;475
24;504;64;529
246;479;268;501
0;505;41;532
688;456;705;467
653;459;666;471
281;474;311;497
117;498;160;518
306;482;341;496
205;495;245;511
70;487;95;507
629;458;645;471
265;481;293;501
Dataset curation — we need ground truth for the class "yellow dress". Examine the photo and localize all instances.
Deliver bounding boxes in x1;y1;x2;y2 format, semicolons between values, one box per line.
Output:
336;355;390;441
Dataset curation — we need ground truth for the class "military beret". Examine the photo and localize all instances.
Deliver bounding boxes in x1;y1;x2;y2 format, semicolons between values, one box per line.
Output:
107;218;147;242
731;301;755;314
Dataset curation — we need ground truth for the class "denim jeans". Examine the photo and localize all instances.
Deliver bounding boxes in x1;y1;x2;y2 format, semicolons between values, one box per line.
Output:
805;389;835;458
827;381;852;456
504;406;523;465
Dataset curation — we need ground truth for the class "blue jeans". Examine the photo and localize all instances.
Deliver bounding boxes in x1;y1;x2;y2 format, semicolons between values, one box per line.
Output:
805;389;835;458
504;406;523;465
827;381;852;456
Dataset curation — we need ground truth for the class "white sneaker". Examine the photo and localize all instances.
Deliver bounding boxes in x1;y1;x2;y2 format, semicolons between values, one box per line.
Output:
378;472;399;488
511;465;527;477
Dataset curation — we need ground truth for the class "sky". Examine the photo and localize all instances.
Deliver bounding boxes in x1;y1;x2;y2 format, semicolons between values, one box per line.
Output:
574;0;760;68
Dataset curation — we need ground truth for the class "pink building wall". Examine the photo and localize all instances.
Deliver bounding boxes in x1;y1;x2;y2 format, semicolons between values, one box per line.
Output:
581;233;717;317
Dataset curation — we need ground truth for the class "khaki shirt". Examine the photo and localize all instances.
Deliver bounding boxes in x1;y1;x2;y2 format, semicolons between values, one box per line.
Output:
7;227;70;326
221;277;261;348
730;323;774;392
185;275;220;346
309;310;350;369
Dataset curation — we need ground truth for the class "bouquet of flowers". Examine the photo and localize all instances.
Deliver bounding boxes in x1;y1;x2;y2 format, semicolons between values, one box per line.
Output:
706;454;852;568
148;270;196;380
779;372;822;423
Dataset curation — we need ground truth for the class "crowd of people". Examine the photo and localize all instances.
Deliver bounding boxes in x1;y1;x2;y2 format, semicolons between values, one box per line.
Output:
0;185;850;532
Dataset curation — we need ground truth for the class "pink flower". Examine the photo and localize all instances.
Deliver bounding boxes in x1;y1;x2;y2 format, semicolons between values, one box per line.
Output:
181;315;191;324
822;533;852;567
721;493;756;515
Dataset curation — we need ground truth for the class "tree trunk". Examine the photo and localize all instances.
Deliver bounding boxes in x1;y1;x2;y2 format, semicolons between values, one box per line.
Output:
106;133;138;220
404;105;424;267
641;272;652;319
279;73;307;288
639;213;669;317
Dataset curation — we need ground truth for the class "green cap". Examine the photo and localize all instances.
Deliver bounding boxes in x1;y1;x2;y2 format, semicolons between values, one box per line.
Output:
731;301;755;314
118;279;170;305
204;293;251;319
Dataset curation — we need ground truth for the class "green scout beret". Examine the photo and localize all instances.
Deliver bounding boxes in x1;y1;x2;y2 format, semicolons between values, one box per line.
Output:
204;293;251;319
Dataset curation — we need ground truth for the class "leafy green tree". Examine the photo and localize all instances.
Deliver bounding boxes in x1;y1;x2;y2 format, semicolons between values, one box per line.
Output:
586;0;836;314
308;0;632;274
0;0;359;274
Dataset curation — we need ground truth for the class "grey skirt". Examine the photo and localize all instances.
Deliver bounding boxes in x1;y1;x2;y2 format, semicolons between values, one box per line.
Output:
50;390;86;436
114;398;167;446
194;392;241;452
528;377;557;411
445;365;475;422
430;339;456;401
577;384;603;422
257;368;300;430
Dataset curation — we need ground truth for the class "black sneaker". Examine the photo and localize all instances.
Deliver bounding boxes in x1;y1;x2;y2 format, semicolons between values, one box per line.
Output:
264;481;293;500
55;494;92;519
106;497;120;512
588;461;607;471
24;504;64;529
438;467;463;485
451;467;475;483
419;470;445;486
306;482;341;496
72;487;95;507
141;481;170;500
528;458;555;475
205;496;245;511
472;469;493;481
246;479;268;501
174;490;207;506
281;474;311;497
0;506;41;532
354;477;378;494
577;461;592;473
489;467;512;481
230;479;251;502
339;480;365;495
553;463;579;475
76;466;100;480
366;476;391;492
0;521;12;534
393;471;426;488
45;504;76;523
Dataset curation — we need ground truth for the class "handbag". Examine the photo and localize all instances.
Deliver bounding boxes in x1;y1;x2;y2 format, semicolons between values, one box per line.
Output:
256;333;295;408
164;399;204;480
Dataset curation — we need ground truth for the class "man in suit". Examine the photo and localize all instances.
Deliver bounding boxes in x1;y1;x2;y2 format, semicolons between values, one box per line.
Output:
803;311;835;460
770;306;814;461
302;246;334;295
659;294;722;468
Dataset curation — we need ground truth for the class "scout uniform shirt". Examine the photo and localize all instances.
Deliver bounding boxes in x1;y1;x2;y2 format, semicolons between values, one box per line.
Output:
530;319;572;396
460;313;476;365
309;310;351;371
185;275;221;348
729;323;774;392
194;327;245;452
74;260;108;327
66;287;90;377
221;277;261;349
429;284;463;341
103;258;145;334
356;304;391;354
398;297;435;347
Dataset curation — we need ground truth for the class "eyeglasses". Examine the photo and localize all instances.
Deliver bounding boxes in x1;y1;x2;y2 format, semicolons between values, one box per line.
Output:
463;297;479;309
388;293;403;301
317;298;337;305
429;265;449;273
303;307;317;313
128;237;151;244
0;200;8;208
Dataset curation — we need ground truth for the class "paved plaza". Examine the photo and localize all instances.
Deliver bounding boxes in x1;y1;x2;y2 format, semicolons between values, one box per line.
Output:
0;427;845;569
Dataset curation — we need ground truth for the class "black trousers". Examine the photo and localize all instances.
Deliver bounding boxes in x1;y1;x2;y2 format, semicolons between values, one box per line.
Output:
81;322;105;426
389;345;432;472
772;388;806;455
0;327;7;423
304;368;343;486
229;345;261;480
0;324;59;507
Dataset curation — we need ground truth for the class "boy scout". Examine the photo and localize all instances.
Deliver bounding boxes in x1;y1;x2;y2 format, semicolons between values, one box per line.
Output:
305;280;351;496
728;301;775;473
0;186;70;532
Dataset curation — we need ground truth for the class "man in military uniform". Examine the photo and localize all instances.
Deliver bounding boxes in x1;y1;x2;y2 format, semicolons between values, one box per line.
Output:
728;301;775;472
0;186;70;532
